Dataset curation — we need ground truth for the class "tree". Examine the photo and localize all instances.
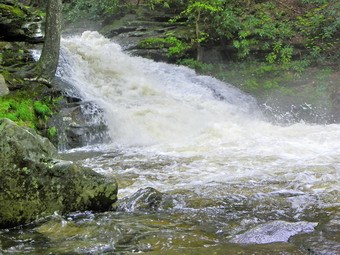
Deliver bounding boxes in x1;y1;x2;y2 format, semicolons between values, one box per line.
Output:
32;0;62;84
175;1;222;61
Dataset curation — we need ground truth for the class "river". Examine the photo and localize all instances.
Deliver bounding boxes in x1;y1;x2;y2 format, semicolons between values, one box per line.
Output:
1;31;339;254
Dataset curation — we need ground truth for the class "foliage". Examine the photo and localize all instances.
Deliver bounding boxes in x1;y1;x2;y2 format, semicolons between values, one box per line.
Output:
170;1;223;60
296;1;339;56
0;3;26;18
139;34;190;57
144;0;187;10
63;0;118;23
177;58;213;72
140;0;338;92
60;0;340;92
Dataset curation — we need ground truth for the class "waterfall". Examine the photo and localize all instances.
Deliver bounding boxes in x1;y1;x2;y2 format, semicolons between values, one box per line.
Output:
4;31;339;255
59;31;262;146
59;31;339;197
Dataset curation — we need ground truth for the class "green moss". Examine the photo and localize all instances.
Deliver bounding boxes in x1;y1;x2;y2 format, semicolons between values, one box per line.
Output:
2;48;33;67
34;101;52;116
0;88;55;132
48;126;57;137
17;101;35;121
139;35;190;57
0;97;34;127
0;3;26;19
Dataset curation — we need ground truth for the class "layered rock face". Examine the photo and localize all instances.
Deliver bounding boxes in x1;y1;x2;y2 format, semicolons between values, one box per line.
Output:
0;0;43;42
0;118;118;228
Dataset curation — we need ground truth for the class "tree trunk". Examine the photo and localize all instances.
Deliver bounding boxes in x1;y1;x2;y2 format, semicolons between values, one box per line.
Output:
195;10;203;62
34;0;62;83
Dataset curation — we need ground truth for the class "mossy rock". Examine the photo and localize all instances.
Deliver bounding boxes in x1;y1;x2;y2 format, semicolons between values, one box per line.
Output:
0;74;9;96
0;118;118;228
0;0;43;42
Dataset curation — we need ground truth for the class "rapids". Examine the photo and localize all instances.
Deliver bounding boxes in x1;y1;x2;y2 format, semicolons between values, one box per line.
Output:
1;31;339;254
58;31;339;198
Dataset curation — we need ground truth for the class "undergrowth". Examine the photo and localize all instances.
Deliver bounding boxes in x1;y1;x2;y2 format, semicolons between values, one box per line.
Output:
0;90;56;134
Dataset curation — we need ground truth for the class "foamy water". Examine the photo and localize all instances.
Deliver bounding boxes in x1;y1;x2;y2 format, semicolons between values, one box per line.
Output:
59;31;340;198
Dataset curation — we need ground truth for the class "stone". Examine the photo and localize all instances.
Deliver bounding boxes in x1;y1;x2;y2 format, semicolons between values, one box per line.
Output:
0;74;9;96
0;118;118;228
0;0;43;42
47;78;110;150
114;187;163;212
230;220;318;244
290;217;340;255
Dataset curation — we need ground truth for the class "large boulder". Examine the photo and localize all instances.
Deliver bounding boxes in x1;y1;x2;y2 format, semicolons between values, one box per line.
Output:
0;118;118;228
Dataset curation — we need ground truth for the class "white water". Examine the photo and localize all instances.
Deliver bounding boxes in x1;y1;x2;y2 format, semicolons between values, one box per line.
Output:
60;31;340;198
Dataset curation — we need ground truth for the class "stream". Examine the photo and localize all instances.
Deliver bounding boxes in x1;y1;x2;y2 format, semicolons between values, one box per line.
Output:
0;31;339;255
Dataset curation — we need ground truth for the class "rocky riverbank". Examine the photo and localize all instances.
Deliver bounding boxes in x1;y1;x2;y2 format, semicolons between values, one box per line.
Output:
0;118;118;228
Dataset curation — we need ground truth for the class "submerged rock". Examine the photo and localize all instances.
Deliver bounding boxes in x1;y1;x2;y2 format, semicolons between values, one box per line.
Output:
114;187;163;212
230;220;317;244
0;118;118;228
291;217;340;255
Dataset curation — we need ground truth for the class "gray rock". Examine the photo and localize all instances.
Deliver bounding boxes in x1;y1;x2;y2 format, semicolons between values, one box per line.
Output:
0;118;118;228
230;220;318;244
0;74;9;96
114;187;163;212
47;78;110;150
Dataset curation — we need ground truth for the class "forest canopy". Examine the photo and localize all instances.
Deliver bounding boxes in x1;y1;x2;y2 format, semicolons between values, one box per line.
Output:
62;0;339;71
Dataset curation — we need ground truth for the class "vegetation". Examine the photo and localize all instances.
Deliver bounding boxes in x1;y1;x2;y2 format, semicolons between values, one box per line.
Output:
0;0;63;143
62;0;339;72
0;90;54;131
139;34;190;58
32;0;62;83
1;0;338;137
62;0;119;23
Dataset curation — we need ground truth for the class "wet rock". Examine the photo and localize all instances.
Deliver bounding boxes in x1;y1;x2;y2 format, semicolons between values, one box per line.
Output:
47;79;110;150
230;220;318;244
246;191;323;221
52;102;109;150
159;190;227;211
0;0;43;42
99;9;180;62
0;74;9;96
291;217;340;255
0;118;118;228
0;43;34;68
114;187;163;212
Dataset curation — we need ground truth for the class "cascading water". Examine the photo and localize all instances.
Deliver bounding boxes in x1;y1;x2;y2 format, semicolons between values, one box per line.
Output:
2;31;339;254
59;31;339;197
